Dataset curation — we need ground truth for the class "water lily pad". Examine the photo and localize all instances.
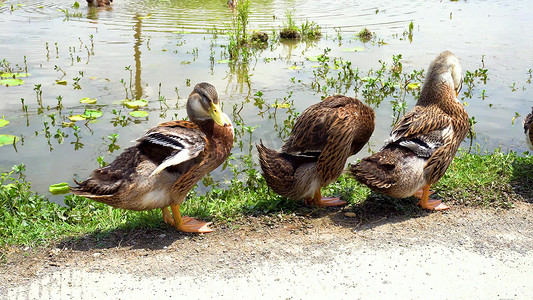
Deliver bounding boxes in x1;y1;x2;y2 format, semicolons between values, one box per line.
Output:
68;115;86;122
407;82;421;90
82;110;103;119
306;55;326;62
49;182;70;195
129;111;149;118
342;47;365;52
271;103;291;109
0;118;8;128
1;72;31;78
56;80;67;85
217;59;231;64
80;97;97;104
122;99;148;109
138;14;152;20
0;134;20;147
288;66;302;70
0;78;25;86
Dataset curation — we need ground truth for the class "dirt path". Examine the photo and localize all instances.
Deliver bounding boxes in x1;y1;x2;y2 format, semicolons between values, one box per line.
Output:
2;202;533;299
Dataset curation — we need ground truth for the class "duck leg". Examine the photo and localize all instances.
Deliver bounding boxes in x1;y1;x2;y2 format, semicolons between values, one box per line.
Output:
170;203;214;233
305;189;346;207
416;184;449;211
413;188;434;199
161;207;175;226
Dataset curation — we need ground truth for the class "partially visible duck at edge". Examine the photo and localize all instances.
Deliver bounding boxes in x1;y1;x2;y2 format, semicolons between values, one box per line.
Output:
524;107;533;150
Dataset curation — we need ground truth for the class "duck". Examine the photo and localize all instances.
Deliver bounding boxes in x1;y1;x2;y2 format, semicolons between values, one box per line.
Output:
70;82;234;233
228;0;238;8
524;107;533;150
87;0;113;7
257;95;375;207
350;51;469;211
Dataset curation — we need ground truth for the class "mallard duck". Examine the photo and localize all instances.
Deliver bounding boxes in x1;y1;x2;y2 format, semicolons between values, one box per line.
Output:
524;107;533;150
87;0;112;7
350;51;469;210
70;82;233;233
257;95;375;206
228;0;238;8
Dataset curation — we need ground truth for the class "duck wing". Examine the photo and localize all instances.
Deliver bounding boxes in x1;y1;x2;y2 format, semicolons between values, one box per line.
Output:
282;95;353;155
386;106;454;158
137;121;207;176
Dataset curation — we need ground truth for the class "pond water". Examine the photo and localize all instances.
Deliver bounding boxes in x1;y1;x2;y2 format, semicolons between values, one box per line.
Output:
1;0;532;202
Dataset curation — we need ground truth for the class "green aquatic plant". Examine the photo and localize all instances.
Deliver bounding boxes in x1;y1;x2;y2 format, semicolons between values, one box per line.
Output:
300;20;322;39
356;28;373;42
280;10;301;39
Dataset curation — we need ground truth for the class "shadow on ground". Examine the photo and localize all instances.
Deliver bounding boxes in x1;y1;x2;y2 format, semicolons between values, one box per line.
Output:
57;221;208;252
510;158;533;204
324;192;434;231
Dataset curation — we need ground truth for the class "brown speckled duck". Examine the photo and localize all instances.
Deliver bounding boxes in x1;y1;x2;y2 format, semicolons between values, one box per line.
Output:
257;95;375;207
524;107;533;150
87;0;112;7
351;51;469;211
71;83;233;233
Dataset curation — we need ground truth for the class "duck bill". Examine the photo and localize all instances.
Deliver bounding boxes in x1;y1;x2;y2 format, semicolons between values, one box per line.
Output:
208;102;229;126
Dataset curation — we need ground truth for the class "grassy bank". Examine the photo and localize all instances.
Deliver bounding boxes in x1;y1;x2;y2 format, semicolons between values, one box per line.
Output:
1;149;532;248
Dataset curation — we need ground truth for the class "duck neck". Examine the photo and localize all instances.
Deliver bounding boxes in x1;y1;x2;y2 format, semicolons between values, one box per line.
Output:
194;119;216;137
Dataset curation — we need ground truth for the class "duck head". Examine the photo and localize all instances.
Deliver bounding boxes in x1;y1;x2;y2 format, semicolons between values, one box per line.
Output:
187;82;231;126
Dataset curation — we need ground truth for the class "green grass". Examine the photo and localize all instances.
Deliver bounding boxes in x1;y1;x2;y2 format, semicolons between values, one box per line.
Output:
1;149;532;248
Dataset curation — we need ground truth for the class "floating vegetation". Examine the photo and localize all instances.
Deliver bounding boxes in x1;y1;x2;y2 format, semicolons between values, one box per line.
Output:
0;118;8;128
407;82;421;90
306;55;327;62
67;115;86;122
49;182;70;195
79;97;97;104
82;109;103;119
0;134;20;147
342;47;365;52
138;14;152;20
55;80;67;85
129;111;149;118
0;78;25;87
0;73;30;78
67;110;102;122
122;99;148;109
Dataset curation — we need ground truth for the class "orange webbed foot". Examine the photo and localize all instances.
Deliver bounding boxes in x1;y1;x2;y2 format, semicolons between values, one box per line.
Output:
417;184;449;211
170;204;214;233
305;191;346;207
177;216;214;233
417;199;449;211
316;197;347;207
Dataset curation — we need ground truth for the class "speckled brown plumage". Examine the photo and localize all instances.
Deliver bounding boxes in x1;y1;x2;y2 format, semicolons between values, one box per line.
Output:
257;95;375;202
524;107;533;150
351;51;469;200
71;83;233;214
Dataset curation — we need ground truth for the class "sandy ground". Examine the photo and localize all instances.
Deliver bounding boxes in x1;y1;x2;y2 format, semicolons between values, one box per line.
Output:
1;201;532;299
